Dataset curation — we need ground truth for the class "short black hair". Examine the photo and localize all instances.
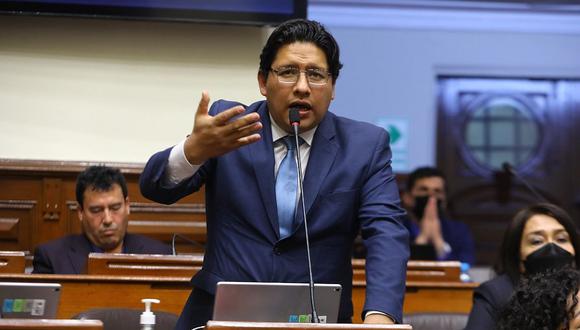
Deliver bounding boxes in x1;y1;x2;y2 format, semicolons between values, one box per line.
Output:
75;165;128;208
259;18;343;84
494;203;580;284
405;167;446;192
497;267;580;330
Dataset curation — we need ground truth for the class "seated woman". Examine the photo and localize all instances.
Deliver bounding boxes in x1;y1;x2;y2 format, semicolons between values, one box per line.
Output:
465;203;580;330
497;267;580;330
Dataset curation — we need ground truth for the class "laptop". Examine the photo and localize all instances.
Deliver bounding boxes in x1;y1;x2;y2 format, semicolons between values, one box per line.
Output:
0;282;61;319
213;282;342;323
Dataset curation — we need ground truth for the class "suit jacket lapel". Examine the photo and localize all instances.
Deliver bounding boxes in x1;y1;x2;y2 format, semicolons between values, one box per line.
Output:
248;102;279;239
68;234;93;274
123;234;143;252
302;113;338;217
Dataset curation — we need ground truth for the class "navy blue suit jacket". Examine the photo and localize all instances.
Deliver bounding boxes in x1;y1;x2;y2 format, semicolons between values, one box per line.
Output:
465;274;515;330
140;100;409;322
404;216;476;264
32;233;172;274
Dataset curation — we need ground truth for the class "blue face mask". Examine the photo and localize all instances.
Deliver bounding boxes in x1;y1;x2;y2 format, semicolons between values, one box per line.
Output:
523;242;575;275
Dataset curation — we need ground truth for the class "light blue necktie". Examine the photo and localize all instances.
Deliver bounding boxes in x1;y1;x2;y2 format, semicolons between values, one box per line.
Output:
276;136;300;238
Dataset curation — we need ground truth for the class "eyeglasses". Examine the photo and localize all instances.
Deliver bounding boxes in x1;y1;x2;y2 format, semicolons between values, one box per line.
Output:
270;67;331;86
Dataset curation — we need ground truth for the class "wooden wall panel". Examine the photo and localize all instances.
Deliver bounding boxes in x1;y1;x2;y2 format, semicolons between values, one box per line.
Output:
0;201;35;252
0;158;406;256
0;159;205;254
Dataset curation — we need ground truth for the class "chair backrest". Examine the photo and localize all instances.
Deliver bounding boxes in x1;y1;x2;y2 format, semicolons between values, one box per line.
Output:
403;312;468;330
73;308;178;330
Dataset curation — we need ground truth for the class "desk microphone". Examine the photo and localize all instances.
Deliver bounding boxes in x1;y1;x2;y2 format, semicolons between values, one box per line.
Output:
289;106;319;323
502;162;548;203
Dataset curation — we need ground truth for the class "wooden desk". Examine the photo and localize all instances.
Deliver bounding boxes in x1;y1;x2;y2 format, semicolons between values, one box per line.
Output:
0;251;25;273
0;319;103;329
351;281;477;323
87;253;203;277
0;274;476;324
352;259;462;283
0;274;192;319
350;259;472;322
206;321;412;330
85;254;461;286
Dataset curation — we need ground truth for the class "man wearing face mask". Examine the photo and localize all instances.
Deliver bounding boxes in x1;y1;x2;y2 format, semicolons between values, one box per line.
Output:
401;167;475;264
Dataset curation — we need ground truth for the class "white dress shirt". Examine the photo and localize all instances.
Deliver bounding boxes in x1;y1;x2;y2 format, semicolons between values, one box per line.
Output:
163;114;390;322
165;115;315;185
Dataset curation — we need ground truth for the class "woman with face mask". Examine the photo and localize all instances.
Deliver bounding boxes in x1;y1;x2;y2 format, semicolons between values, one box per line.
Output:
465;203;580;330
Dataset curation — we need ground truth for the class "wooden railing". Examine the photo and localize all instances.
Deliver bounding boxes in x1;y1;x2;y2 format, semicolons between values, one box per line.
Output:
86;254;461;284
0;251;25;273
352;259;461;283
86;252;203;277
0;272;476;324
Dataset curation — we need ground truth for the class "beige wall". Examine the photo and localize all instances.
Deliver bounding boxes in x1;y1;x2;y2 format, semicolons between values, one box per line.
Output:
3;8;580;168
0;15;267;163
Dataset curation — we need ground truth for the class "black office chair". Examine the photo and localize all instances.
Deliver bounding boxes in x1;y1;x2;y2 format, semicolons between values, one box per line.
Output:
403;312;468;330
73;308;178;330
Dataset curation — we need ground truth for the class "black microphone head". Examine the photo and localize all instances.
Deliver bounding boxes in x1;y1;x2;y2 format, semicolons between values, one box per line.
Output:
502;162;512;173
289;106;300;125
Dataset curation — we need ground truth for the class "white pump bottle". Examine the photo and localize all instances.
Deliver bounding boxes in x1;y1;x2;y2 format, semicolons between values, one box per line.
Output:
140;298;160;330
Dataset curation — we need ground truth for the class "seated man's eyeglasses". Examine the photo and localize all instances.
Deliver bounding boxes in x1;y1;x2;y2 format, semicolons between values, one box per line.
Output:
270;67;331;86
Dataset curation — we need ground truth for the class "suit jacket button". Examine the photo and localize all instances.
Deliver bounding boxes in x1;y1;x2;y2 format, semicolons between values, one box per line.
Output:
273;247;281;255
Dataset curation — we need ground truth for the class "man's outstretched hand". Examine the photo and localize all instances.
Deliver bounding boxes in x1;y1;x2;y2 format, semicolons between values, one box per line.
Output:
184;91;262;165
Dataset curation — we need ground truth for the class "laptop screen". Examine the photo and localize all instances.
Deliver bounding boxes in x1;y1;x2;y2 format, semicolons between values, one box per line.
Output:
213;282;342;323
0;282;61;319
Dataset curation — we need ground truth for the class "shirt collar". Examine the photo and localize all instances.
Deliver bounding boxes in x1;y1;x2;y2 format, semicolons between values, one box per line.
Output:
269;113;316;146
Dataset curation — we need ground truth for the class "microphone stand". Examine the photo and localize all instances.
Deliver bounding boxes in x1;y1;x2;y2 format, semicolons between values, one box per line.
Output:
289;107;319;323
502;162;548;203
171;233;205;255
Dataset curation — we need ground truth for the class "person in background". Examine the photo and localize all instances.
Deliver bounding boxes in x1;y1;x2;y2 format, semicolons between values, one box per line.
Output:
401;166;475;264
140;18;409;329
497;267;580;330
465;203;580;330
33;165;172;274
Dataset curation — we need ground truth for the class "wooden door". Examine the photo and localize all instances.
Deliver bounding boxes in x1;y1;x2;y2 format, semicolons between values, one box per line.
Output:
437;77;580;265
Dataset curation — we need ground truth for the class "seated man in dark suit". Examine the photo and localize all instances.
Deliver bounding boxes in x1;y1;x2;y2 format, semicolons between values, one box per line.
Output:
33;165;172;274
402;167;475;265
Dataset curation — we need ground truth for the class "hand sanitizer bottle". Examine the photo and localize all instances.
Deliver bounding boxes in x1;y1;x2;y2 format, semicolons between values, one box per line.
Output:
140;298;160;330
460;262;472;282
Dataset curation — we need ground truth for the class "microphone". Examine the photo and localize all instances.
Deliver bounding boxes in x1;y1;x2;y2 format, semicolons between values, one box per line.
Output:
502;162;548;203
171;233;205;255
288;106;319;323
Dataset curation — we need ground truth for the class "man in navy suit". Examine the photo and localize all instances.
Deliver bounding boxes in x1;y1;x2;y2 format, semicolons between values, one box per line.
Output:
140;19;409;329
401;167;475;264
33;165;172;274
